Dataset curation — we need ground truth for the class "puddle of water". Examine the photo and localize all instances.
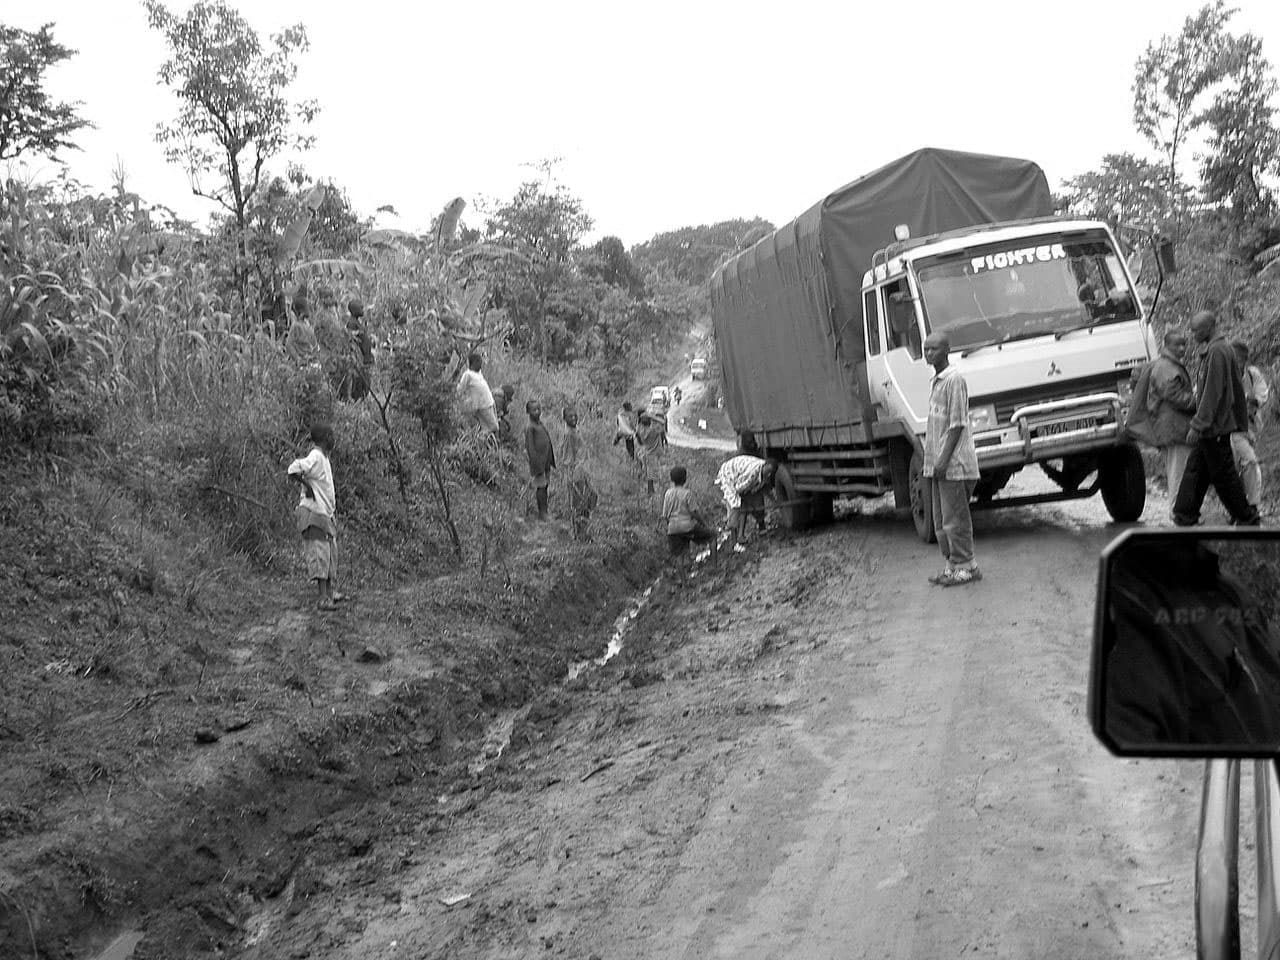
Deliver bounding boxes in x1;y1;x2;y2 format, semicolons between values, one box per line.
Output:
567;583;656;680
467;530;734;775
92;931;144;960
467;706;528;776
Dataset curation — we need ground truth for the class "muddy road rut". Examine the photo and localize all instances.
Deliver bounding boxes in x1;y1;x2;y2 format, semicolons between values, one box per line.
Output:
239;483;1213;960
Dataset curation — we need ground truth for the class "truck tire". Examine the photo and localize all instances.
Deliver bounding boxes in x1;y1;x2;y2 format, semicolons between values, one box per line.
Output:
909;449;937;543
772;464;811;531
1099;444;1146;522
809;493;835;526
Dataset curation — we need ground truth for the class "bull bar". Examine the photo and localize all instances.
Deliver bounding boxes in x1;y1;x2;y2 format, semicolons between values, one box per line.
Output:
974;392;1127;470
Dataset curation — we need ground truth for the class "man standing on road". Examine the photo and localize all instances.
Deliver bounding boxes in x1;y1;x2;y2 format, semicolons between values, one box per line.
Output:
1232;340;1269;514
1173;311;1261;526
922;330;981;587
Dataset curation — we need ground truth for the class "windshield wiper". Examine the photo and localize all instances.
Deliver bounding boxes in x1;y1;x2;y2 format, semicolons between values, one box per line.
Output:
1054;313;1125;340
960;330;1051;358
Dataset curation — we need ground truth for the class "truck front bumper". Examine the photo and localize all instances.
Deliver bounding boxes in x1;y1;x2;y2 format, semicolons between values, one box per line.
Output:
973;393;1125;471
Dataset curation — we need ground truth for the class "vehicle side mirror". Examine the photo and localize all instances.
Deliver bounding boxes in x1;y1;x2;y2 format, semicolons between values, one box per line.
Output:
1090;528;1280;758
1157;236;1178;275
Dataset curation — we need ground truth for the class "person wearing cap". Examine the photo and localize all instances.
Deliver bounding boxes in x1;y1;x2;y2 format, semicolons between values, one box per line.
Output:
1231;340;1270;512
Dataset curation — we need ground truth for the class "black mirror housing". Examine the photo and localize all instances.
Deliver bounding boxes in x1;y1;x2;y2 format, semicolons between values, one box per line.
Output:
1157;236;1178;275
1090;528;1280;758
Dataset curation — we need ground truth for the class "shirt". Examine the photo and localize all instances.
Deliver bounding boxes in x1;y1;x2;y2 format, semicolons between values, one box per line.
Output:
524;421;556;476
456;369;494;413
922;365;979;480
662;486;699;534
1244;364;1270;434
716;455;767;509
287;447;336;518
563;426;582;468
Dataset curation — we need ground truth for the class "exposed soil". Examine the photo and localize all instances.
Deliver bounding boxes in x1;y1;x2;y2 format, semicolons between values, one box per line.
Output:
223;480;1211;960
7;421;1280;959
0;446;722;960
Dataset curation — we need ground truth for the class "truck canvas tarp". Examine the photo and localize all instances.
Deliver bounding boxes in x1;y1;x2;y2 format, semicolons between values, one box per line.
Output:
709;147;1053;441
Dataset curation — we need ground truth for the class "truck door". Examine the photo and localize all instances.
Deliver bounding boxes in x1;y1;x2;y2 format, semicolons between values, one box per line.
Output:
867;278;932;431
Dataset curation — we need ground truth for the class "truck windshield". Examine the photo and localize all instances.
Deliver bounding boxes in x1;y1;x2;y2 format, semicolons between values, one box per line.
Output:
913;231;1139;351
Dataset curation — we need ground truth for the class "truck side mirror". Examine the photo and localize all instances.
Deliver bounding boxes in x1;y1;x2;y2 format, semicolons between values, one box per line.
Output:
1157;236;1178;275
1089;529;1280;758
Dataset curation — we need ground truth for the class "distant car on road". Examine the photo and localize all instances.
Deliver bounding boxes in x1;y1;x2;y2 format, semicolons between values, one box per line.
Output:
649;386;671;412
690;357;708;380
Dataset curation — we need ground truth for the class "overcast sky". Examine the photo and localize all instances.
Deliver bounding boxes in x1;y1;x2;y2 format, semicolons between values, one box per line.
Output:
9;0;1280;247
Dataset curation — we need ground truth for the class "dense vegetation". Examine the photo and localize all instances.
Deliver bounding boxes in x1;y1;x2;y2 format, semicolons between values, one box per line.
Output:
3;0;1280;569
1056;1;1280;360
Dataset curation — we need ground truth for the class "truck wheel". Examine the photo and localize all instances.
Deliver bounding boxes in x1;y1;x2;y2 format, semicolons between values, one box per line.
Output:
809;493;835;526
772;464;811;531
1099;444;1146;522
909;449;937;543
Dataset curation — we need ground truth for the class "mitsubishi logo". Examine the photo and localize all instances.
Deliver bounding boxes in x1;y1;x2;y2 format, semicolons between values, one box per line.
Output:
1047;362;1062;377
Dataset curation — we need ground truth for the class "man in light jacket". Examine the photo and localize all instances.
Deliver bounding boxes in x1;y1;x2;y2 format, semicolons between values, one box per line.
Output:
1142;328;1198;507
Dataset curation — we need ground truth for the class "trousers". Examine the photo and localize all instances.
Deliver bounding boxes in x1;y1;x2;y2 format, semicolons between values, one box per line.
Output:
1173;435;1260;526
929;477;977;569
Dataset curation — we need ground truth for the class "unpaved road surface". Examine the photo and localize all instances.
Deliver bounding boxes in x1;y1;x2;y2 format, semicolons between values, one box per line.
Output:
241;478;1220;960
665;371;734;452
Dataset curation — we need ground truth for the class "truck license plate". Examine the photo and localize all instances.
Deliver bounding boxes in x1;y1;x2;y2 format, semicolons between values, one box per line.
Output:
1035;416;1097;437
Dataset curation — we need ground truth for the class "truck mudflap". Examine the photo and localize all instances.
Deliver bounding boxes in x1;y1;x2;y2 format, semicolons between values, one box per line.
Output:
973;392;1124;470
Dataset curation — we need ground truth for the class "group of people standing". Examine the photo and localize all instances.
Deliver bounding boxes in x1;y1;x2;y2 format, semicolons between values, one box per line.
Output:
1128;308;1269;526
455;350;596;524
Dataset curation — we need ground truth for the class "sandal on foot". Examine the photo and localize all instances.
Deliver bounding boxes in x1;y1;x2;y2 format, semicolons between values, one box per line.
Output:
928;569;953;585
317;599;338;611
331;592;350;603
940;568;982;587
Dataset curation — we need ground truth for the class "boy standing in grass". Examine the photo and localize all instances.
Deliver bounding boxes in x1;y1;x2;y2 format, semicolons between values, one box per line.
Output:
524;400;556;521
288;423;345;610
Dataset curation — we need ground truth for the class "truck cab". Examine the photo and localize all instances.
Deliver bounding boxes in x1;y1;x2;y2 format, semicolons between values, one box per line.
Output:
861;217;1152;539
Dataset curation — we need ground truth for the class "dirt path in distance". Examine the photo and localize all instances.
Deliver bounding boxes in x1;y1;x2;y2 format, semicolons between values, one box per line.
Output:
241;482;1206;960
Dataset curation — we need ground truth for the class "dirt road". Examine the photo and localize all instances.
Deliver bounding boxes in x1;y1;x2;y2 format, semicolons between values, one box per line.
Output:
241;480;1212;960
665;370;735;452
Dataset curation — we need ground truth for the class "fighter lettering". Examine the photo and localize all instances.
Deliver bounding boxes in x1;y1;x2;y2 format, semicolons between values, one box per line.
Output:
970;244;1067;275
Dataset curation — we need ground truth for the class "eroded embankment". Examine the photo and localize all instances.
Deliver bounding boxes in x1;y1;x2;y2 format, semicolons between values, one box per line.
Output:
0;528;665;960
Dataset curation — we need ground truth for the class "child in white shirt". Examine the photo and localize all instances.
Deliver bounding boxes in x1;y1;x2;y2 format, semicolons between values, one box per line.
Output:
287;423;344;610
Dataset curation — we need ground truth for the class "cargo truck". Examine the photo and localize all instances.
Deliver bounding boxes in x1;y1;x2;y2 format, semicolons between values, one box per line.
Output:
708;147;1169;540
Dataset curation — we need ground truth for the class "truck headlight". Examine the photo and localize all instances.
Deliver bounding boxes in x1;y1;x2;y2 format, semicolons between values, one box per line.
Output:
1117;376;1134;403
969;403;999;431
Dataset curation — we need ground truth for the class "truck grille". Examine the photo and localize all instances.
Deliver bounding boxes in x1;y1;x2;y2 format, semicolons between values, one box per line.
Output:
974;372;1121;425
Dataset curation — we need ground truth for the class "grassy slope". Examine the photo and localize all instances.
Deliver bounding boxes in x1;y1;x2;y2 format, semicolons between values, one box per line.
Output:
0;426;728;958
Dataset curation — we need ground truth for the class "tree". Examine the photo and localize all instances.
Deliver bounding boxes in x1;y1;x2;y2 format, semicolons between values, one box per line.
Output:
1132;0;1237;213
580;236;645;297
631;218;774;285
0;23;91;161
144;0;318;315
484;179;592;361
1199;31;1280;224
1058;153;1181;229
